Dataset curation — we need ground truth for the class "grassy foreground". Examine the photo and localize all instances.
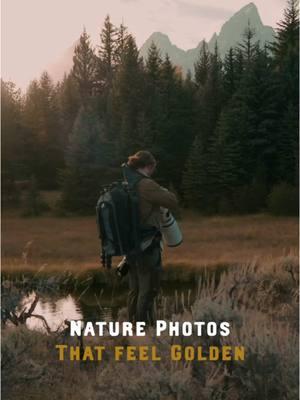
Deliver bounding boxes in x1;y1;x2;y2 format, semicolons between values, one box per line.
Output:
2;211;298;272
1;256;299;400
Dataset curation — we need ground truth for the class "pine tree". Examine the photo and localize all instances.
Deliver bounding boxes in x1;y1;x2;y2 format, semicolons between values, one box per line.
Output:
97;15;117;88
144;42;163;146
112;35;146;159
38;72;64;188
234;48;245;86
146;42;162;82
277;102;299;185
216;102;249;196
216;43;279;201
60;106;113;213
22;80;44;180
183;133;219;212
1;80;23;179
239;23;259;65
72;28;97;104
21;73;64;188
272;0;299;186
58;72;80;147
198;43;224;147
182;135;204;207
154;54;180;186
194;41;210;87
249;47;279;185
223;47;236;101
273;0;299;85
183;43;224;211
114;22;129;66
96;16;119;141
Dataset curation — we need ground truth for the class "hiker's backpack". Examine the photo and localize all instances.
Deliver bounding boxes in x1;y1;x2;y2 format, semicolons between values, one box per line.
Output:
96;166;143;268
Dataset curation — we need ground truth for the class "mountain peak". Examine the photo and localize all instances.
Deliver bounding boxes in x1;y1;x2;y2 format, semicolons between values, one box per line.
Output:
47;3;275;84
242;2;257;11
234;2;261;22
148;32;172;46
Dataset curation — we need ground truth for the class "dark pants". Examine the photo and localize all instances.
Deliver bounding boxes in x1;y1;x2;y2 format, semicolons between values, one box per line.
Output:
127;239;162;325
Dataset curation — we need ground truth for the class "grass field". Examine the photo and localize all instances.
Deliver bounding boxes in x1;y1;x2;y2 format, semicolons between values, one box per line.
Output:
2;256;299;400
2;203;299;399
1;210;298;272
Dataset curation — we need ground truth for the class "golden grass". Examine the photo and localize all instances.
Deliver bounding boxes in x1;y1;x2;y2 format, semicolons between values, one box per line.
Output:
1;210;298;272
2;257;299;400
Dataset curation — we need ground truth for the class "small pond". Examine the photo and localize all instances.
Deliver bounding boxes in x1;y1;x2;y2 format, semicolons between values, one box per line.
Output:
3;266;224;332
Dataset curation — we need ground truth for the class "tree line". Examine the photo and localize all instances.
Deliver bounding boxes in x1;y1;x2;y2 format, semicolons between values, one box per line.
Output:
2;0;299;215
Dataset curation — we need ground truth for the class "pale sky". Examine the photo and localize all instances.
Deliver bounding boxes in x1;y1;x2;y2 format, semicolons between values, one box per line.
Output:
1;0;286;90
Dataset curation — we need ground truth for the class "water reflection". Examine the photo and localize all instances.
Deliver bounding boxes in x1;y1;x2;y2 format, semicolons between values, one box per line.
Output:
18;281;197;332
21;293;83;331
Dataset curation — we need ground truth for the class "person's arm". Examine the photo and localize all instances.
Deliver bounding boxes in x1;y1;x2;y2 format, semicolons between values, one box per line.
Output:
139;178;179;213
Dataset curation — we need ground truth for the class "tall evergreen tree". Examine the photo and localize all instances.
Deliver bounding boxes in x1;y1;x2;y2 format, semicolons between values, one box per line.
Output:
272;0;299;95
239;23;259;65
112;35;146;159
194;41;210;87
60;106;112;213
114;22;130;66
1;80;23;179
154;54;181;187
72;28;97;105
272;0;299;185
58;72;80;147
97;15;117;88
197;43;224;147
21;73;63;188
144;42;163;146
182;133;219;212
22;79;44;180
38;72;64;188
223;47;236;101
96;16;119;140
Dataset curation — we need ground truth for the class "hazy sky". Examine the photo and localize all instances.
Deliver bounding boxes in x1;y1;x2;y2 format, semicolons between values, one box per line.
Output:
2;0;286;90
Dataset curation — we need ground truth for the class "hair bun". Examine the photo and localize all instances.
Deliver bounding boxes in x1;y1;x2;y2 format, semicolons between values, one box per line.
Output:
128;151;156;169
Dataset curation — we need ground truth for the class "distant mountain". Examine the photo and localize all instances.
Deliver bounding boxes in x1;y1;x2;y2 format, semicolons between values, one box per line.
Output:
207;2;275;57
139;32;204;75
140;3;275;74
46;2;275;82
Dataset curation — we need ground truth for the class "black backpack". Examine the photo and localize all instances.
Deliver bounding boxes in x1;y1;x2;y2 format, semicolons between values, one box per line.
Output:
96;165;144;268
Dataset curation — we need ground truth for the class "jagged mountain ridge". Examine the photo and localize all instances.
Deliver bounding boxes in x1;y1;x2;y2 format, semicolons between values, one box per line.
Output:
47;2;275;82
139;3;275;74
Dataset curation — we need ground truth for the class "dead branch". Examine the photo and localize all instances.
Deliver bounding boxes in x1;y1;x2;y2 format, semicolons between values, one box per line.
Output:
30;314;52;334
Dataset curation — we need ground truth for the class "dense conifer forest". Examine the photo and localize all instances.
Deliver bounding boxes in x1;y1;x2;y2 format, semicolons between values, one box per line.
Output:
2;0;298;215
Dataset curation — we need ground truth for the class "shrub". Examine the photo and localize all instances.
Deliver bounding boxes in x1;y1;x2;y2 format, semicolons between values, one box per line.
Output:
267;183;299;216
219;182;268;214
21;176;50;217
1;172;21;208
58;166;121;215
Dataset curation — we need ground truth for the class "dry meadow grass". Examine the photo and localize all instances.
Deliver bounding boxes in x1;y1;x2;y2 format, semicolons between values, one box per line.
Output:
1;210;298;273
2;257;299;400
2;212;298;271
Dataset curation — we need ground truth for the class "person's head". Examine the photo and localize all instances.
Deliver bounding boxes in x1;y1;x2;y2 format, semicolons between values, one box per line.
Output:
127;150;157;177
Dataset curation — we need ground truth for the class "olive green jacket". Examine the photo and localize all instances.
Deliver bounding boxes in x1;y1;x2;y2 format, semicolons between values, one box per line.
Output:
137;178;179;229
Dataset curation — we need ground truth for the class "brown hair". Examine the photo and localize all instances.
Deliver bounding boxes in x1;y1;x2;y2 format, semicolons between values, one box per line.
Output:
127;150;156;170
